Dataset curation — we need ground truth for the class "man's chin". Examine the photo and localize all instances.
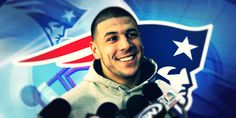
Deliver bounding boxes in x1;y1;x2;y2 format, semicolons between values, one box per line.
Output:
119;69;139;79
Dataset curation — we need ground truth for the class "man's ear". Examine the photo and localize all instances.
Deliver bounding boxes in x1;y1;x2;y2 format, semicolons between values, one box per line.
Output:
90;42;101;59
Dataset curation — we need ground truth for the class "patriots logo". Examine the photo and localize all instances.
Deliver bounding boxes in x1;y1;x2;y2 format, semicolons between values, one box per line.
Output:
13;21;213;113
6;0;86;46
138;21;213;113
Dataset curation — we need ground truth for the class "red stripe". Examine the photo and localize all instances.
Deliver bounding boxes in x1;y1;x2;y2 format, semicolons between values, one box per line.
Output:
20;36;92;62
64;54;94;64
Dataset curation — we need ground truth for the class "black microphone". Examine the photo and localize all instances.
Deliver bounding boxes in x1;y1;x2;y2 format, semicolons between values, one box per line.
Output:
136;102;167;118
142;82;163;102
96;102;119;118
126;95;149;118
139;82;166;118
139;82;182;118
38;98;71;118
143;82;180;110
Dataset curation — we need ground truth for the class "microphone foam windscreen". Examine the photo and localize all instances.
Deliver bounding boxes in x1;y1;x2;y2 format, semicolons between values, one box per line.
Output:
142;82;163;102
126;95;149;117
96;102;119;117
39;98;71;118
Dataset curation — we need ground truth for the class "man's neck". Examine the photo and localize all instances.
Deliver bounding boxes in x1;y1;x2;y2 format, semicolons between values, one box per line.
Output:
93;59;143;88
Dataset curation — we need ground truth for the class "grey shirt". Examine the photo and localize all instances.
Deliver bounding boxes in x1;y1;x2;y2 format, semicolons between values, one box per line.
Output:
61;57;169;118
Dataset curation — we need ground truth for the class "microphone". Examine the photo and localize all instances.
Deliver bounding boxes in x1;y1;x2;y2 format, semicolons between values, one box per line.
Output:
126;95;150;118
138;82;181;118
135;101;166;118
142;82;163;102
137;83;166;118
142;82;180;110
96;102;119;118
38;98;71;118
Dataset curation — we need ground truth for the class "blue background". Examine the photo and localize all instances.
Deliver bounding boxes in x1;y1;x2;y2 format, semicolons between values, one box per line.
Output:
0;0;235;117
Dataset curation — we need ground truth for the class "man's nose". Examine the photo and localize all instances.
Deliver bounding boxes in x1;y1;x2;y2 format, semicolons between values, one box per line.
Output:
119;35;132;51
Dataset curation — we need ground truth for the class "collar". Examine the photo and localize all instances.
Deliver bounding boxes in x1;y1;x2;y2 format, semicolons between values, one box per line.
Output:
84;57;158;92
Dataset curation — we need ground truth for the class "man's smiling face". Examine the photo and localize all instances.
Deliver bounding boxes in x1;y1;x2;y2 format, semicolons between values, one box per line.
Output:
91;16;143;81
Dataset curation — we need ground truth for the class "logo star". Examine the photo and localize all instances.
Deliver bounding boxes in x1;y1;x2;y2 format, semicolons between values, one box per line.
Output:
62;10;76;23
173;37;198;60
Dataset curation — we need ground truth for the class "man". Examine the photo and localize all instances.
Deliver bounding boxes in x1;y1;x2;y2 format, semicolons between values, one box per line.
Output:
62;7;163;118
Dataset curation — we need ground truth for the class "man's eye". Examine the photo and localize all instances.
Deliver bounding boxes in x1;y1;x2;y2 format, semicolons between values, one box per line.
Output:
107;36;118;42
127;32;138;39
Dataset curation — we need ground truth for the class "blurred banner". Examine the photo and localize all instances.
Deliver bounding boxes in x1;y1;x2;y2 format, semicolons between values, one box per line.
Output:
0;0;235;118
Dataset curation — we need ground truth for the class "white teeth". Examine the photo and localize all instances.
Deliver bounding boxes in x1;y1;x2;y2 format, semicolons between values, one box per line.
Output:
118;55;134;62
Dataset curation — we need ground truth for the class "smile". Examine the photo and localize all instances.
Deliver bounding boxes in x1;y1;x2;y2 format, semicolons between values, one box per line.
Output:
116;54;136;62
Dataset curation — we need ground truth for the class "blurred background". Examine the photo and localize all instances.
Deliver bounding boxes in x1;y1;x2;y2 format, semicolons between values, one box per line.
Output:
0;0;235;117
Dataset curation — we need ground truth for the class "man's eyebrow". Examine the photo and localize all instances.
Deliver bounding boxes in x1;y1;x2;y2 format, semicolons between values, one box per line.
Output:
103;28;138;38
104;32;117;37
126;28;138;33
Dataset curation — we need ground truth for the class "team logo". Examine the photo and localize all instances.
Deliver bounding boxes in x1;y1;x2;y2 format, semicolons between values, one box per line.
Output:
138;21;212;112
6;0;85;46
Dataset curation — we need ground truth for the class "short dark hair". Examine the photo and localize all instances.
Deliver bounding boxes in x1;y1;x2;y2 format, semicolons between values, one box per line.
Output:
91;7;137;40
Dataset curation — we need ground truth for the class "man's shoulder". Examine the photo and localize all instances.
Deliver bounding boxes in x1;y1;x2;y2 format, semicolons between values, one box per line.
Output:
61;81;93;102
61;80;108;113
61;81;100;118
